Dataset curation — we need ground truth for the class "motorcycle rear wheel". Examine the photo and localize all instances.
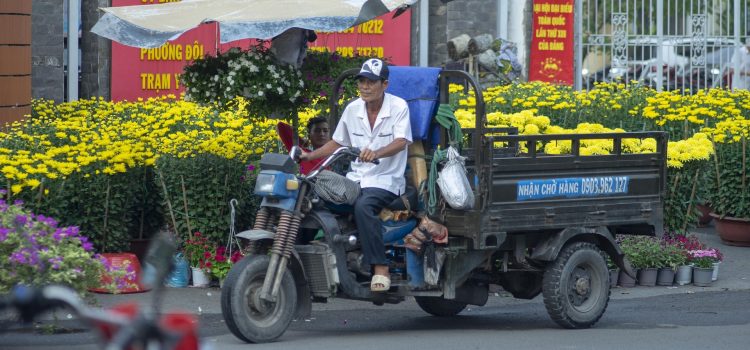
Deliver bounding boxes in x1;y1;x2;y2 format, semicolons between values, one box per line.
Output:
221;254;297;343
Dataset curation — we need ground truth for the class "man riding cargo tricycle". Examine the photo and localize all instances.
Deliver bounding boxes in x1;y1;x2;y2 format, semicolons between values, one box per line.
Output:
221;62;667;343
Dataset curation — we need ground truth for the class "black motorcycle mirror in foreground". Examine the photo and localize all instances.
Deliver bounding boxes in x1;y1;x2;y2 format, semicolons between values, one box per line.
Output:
1;234;202;350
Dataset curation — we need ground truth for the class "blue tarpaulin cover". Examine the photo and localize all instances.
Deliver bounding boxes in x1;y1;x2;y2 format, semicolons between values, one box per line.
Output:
385;66;441;141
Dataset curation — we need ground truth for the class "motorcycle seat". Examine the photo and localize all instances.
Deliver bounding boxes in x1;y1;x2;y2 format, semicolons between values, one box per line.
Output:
385;185;419;212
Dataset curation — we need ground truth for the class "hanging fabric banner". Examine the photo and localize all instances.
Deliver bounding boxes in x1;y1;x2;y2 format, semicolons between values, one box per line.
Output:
528;0;575;85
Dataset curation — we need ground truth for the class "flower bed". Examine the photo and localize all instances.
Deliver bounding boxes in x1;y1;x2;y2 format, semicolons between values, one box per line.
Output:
2;78;748;254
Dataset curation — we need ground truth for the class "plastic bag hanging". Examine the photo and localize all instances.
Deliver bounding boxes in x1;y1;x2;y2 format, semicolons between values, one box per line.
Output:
436;146;474;210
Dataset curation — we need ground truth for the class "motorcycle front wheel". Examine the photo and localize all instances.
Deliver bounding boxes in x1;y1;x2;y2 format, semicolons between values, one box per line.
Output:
221;254;297;343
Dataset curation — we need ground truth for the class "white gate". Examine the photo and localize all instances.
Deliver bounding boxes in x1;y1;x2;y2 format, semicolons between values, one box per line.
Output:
575;0;749;92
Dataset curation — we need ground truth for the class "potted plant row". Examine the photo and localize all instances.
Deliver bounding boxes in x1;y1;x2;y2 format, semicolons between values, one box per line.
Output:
618;234;721;287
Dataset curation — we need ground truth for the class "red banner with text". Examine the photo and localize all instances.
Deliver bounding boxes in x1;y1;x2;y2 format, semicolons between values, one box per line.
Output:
528;0;575;85
110;0;411;101
307;11;411;66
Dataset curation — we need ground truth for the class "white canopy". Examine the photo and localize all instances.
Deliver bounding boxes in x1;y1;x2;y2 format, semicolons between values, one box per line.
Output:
92;0;416;48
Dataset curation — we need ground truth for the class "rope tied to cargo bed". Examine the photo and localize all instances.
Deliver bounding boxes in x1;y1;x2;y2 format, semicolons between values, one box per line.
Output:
434;104;463;148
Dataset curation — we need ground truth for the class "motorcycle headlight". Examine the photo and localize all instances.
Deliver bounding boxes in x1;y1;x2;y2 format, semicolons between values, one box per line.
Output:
255;173;276;194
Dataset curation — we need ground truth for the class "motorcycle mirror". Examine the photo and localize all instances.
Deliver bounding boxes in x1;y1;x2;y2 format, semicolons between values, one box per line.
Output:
289;146;302;162
140;232;176;290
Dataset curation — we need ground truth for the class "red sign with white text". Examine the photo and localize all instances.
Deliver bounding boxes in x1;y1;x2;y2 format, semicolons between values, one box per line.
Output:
308;10;411;66
528;0;575;85
110;0;411;101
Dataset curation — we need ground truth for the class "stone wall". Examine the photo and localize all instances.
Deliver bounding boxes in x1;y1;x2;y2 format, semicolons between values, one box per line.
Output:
31;0;64;102
423;0;499;67
446;0;497;47
80;0;111;99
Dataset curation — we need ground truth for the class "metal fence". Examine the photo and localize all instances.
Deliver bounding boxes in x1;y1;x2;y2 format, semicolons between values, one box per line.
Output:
574;0;750;92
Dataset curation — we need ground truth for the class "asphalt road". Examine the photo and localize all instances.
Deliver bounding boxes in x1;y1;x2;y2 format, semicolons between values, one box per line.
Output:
3;227;749;349
2;290;750;350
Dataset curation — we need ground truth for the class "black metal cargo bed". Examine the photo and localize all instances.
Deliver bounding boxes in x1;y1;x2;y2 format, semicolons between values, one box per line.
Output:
441;131;667;249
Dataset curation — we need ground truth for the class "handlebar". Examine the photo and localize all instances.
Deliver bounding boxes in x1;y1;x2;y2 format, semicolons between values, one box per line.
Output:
2;284;130;326
2;284;195;350
290;146;379;180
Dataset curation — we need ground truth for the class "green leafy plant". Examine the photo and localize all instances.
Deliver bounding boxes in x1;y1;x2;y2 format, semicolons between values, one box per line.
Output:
619;235;662;269
664;161;705;233
182;46;378;117
156;154;259;246
707;137;750;219
298;51;373;110
659;243;688;270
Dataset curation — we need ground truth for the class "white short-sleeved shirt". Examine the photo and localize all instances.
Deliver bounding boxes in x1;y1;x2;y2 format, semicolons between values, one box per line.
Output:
332;93;412;195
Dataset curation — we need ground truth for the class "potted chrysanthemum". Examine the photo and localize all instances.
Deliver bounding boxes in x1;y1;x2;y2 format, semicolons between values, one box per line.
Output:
705;128;750;246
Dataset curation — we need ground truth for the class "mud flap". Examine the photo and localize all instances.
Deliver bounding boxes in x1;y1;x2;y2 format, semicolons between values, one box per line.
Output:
530;226;636;279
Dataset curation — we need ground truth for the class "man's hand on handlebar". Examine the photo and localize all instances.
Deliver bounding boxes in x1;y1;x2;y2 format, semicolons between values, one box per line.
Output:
298;151;310;162
358;148;379;163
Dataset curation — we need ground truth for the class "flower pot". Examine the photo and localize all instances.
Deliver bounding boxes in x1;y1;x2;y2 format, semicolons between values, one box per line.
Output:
712;261;721;281
609;268;620;288
637;268;658;286
675;265;692;285
656;268;675;286
692;267;714;287
696;203;713;227
191;267;210;287
89;253;149;294
710;213;750;247
618;269;637;288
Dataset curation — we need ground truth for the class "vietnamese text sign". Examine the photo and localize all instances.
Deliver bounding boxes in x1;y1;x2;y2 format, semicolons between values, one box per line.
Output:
517;176;629;201
111;0;411;101
528;0;575;85
307;10;411;66
111;0;218;101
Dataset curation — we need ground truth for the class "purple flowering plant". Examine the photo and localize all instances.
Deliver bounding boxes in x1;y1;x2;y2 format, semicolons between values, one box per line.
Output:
0;197;135;295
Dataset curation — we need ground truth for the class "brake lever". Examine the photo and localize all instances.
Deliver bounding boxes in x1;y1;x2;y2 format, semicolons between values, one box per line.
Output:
349;147;380;165
289;146;302;163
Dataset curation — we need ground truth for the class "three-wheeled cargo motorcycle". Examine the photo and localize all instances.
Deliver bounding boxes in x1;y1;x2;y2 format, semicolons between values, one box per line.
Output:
221;67;666;343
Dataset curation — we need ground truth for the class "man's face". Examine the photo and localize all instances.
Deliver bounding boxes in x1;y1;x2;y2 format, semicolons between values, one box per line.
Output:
309;122;330;149
357;77;388;104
